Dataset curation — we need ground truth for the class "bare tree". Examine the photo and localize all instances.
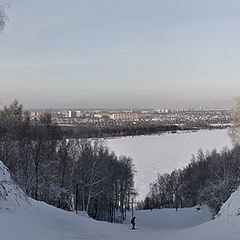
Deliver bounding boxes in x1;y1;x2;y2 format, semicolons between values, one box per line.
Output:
0;101;136;222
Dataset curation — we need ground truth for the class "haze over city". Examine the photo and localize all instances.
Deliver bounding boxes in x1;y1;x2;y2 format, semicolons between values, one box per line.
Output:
1;0;240;108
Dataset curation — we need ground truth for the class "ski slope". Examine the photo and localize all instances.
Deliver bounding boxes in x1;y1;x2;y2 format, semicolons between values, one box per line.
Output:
0;200;212;240
0;199;239;240
1;160;240;240
125;206;212;230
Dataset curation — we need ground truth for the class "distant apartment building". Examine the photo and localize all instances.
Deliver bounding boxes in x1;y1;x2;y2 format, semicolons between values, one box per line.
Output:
75;111;82;117
154;108;169;113
68;111;76;118
30;112;42;119
30;112;38;119
94;114;103;118
110;112;139;121
30;112;37;118
172;108;179;113
68;110;83;118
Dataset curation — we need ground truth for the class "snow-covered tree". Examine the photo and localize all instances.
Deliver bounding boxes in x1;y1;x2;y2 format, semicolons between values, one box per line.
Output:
143;146;240;215
229;98;240;146
0;101;136;222
0;1;8;32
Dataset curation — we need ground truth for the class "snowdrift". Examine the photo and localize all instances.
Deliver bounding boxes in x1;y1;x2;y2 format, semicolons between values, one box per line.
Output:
0;160;30;210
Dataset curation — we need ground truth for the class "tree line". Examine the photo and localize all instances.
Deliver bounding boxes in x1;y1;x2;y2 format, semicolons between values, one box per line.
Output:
138;146;240;215
61;123;229;139
61;124;180;139
0;100;136;222
139;98;240;215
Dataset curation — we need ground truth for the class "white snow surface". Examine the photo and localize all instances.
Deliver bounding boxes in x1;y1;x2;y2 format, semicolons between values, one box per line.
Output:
217;186;240;219
0;195;239;240
106;129;232;199
0;161;30;211
0;202;213;240
125;205;212;230
1;161;240;240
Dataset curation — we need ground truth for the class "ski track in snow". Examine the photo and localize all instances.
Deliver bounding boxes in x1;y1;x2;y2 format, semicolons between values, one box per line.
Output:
106;129;232;199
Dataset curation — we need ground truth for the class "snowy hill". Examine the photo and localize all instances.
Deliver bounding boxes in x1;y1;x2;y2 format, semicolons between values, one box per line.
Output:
0;161;30;211
1;160;240;240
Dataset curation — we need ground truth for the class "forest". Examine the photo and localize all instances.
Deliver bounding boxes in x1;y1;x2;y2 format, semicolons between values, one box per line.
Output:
61;124;180;138
0;100;136;222
139;146;240;215
139;100;240;215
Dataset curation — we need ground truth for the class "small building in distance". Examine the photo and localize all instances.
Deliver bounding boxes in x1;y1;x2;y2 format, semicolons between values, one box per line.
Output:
75;111;82;117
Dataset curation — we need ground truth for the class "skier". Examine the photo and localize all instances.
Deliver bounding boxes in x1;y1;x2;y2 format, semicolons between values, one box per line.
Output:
131;217;136;229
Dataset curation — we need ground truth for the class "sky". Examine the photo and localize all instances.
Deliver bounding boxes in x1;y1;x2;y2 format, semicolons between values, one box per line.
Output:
0;0;240;109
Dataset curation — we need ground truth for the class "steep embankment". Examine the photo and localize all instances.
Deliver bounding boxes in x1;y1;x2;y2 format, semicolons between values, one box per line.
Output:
217;186;240;219
0;161;30;211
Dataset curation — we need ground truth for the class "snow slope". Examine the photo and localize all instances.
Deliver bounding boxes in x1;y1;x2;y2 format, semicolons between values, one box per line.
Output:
0;161;30;211
217;186;240;219
1;160;240;240
0;201;213;240
0;199;238;240
125;206;212;230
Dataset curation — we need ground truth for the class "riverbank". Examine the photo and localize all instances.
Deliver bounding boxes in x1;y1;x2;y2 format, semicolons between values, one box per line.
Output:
60;123;230;139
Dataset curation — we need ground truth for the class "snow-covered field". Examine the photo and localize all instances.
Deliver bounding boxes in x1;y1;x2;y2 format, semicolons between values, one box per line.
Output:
106;129;232;199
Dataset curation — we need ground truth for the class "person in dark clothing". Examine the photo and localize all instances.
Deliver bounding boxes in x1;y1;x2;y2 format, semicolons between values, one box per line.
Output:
131;217;136;229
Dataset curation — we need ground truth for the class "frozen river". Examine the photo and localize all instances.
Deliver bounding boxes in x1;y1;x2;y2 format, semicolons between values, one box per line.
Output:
106;129;232;200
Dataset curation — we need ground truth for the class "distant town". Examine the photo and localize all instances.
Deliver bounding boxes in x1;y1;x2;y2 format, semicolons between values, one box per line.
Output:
29;107;232;129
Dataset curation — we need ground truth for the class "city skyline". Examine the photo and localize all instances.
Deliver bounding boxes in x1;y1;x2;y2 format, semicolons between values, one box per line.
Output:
1;0;240;108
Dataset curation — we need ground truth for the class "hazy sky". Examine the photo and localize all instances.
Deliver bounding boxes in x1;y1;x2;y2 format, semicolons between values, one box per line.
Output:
0;0;240;109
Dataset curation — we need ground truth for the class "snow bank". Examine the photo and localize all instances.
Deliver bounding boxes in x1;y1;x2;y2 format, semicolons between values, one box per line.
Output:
217;186;240;219
0;160;30;211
